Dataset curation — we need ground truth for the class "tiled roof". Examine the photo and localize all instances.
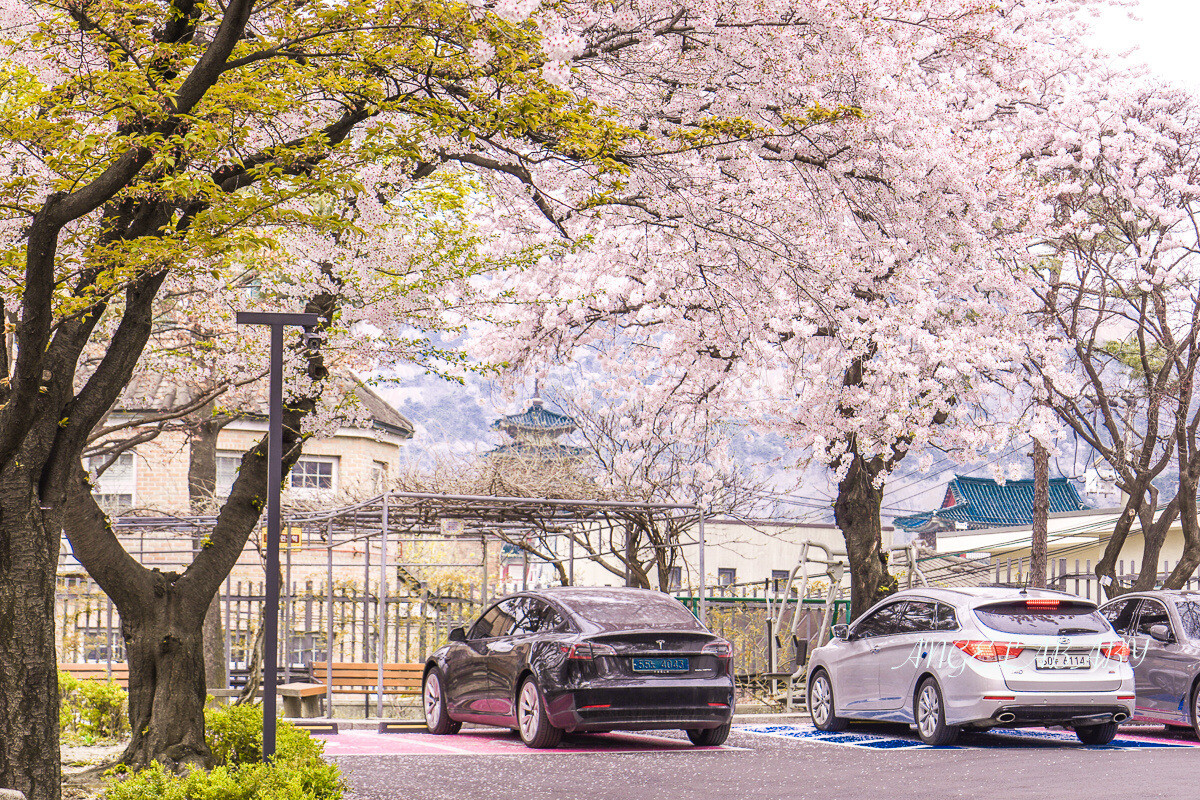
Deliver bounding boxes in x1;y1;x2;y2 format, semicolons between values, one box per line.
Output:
111;371;413;437
491;401;577;434
485;442;588;460
893;475;1089;532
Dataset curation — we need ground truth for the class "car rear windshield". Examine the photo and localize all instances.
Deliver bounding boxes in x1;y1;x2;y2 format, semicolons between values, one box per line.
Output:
973;600;1109;636
554;592;706;632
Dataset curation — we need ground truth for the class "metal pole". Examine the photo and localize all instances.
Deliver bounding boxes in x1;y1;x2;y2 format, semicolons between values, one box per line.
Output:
326;524;334;719
481;535;488;602
568;534;575;586
225;573;232;690
377;493;388;718
263;322;283;760
698;508;706;625
285;520;293;683
235;310;319;763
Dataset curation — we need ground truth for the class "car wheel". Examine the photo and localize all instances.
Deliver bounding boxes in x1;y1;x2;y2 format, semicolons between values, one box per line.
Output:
686;724;731;746
423;668;461;735
1191;681;1200;740
1075;722;1118;745
517;677;562;748
915;677;959;746
807;670;847;732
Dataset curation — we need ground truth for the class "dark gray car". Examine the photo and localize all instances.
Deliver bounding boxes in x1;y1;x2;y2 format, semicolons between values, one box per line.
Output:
1098;589;1200;736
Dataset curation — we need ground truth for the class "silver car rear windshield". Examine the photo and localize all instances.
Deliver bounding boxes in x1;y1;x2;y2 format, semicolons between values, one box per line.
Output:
556;593;706;632
974;600;1109;635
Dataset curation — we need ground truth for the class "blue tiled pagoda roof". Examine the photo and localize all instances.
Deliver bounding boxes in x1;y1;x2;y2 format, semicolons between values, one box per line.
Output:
486;442;588;459
491;402;577;434
893;475;1089;532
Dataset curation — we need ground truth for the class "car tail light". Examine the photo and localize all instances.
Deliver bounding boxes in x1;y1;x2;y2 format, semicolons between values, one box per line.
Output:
1101;641;1131;662
1025;599;1060;609
559;641;617;660
701;640;733;659
953;640;1024;661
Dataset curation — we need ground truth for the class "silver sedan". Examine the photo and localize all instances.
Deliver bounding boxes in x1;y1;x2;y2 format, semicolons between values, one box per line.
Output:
1098;589;1200;737
806;587;1135;745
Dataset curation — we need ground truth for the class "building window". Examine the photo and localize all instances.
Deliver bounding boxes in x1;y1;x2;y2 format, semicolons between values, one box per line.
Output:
717;567;736;586
215;452;241;497
668;566;682;590
86;453;136;513
371;460;388;494
771;569;790;592
290;456;338;491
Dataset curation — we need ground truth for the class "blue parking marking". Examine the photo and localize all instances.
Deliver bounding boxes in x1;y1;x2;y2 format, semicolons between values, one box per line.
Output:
738;723;1193;750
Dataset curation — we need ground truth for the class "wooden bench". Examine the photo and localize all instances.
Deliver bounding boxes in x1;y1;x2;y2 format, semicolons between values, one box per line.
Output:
60;663;129;688
287;662;423;718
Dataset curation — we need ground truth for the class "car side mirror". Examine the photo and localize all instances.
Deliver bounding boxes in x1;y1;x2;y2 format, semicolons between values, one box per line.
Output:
448;626;467;643
1149;624;1173;643
831;624;849;641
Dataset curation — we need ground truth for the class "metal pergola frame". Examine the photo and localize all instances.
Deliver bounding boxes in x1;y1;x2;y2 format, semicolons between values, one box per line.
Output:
285;491;705;717
98;490;707;719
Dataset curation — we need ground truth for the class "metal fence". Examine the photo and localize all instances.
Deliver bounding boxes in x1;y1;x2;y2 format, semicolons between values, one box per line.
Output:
56;577;483;682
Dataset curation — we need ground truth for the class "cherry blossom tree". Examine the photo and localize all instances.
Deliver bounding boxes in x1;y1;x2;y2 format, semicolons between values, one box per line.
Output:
480;0;1115;618
1026;81;1200;598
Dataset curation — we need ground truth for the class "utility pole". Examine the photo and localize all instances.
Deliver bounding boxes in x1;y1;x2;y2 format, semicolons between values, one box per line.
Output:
1030;439;1049;588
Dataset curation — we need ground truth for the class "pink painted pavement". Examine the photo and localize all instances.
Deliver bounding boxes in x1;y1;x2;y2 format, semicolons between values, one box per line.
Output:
319;728;738;756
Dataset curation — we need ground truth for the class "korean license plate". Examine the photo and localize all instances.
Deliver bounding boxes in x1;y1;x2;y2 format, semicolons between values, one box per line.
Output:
1034;653;1092;670
631;657;689;673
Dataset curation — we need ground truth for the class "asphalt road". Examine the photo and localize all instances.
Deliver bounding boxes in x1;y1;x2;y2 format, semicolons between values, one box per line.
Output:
331;723;1200;800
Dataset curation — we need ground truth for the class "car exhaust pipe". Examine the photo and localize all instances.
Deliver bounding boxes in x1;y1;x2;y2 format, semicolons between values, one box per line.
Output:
996;712;1016;723
1113;713;1128;723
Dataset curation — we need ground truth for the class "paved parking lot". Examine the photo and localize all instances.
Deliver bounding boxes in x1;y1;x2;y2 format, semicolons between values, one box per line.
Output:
329;722;1200;800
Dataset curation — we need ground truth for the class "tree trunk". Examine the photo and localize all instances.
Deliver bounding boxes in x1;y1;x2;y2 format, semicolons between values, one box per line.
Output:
119;575;213;770
189;412;227;693
833;453;897;620
1030;440;1049;589
0;462;62;800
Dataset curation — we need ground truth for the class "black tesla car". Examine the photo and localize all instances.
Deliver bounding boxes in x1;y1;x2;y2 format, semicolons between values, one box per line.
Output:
422;587;735;748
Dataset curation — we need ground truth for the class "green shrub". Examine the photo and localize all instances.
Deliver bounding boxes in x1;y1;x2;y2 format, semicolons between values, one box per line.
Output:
58;669;80;735
204;703;323;766
78;678;128;738
103;704;344;800
58;670;128;740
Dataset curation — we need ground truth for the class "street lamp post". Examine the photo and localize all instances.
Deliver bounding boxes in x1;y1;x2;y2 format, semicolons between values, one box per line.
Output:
236;311;321;762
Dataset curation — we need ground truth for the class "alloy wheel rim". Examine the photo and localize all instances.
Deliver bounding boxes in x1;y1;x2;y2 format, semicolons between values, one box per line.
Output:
519;682;539;740
811;676;830;725
918;685;939;737
424;674;441;726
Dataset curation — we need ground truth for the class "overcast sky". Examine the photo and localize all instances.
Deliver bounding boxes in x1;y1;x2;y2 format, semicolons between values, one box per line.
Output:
1091;0;1200;89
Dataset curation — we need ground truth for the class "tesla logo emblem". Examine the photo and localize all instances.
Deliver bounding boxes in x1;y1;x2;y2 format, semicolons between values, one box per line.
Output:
656;640;666;650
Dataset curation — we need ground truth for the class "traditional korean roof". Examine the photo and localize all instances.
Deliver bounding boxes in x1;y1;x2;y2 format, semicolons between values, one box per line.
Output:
490;399;577;436
893;475;1089;532
485;442;588;460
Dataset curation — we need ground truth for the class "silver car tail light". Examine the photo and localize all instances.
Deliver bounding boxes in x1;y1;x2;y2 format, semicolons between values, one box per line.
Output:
1100;641;1132;662
953;640;1024;662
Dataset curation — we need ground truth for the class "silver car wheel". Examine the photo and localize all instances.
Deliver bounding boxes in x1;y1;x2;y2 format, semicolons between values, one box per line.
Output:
519;680;541;741
811;674;832;726
918;683;941;739
424;672;442;727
